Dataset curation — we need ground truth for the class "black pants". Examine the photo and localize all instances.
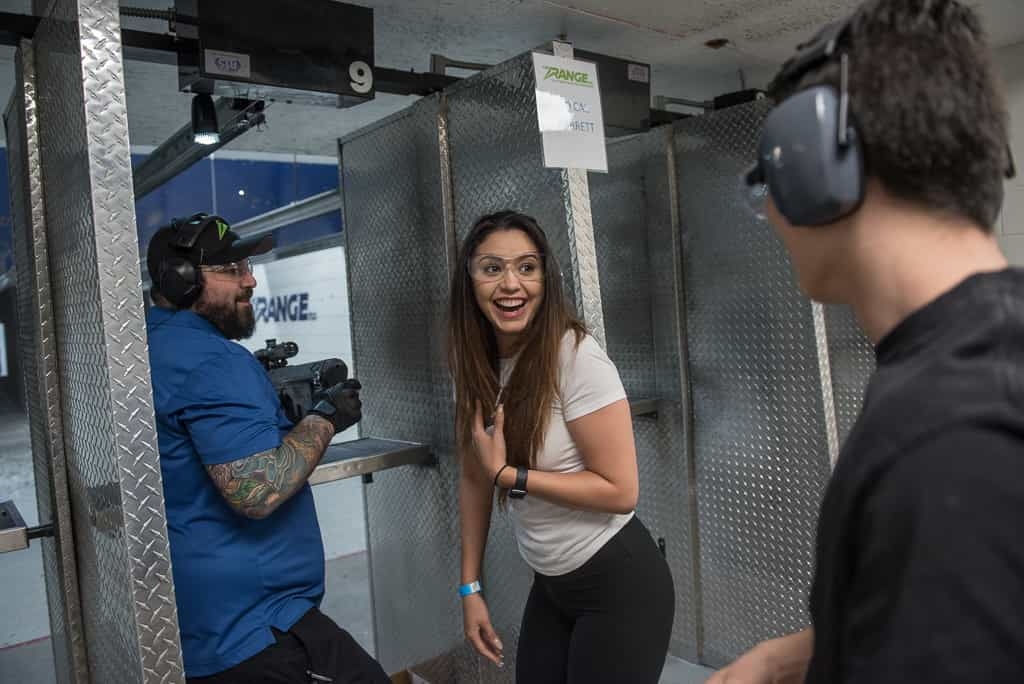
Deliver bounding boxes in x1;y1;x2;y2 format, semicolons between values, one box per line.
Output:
516;516;675;684
186;608;390;684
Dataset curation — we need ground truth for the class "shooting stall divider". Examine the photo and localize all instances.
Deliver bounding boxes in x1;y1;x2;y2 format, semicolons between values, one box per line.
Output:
7;0;185;682
4;35;89;684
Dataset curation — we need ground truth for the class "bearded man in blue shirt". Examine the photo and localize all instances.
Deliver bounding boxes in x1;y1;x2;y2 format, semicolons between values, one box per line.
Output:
145;213;389;684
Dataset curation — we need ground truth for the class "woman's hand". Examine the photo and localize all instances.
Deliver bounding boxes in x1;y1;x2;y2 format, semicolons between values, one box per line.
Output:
705;643;777;684
472;401;507;484
462;593;504;667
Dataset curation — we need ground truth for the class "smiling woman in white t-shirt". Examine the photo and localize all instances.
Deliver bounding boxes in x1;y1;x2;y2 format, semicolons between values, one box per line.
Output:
447;210;675;684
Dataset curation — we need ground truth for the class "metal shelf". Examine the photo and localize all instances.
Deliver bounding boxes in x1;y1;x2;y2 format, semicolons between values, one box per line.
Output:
310;437;436;486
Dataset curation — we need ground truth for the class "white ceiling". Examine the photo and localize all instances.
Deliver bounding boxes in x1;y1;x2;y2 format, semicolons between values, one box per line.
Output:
1;0;1023;155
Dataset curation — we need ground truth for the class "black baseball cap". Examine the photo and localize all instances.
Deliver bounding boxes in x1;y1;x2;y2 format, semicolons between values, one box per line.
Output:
146;213;273;283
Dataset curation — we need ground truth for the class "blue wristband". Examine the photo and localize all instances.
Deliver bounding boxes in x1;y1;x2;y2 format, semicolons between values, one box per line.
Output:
458;580;482;597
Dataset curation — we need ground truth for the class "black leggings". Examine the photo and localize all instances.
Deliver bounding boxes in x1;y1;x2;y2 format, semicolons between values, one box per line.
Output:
516;515;675;684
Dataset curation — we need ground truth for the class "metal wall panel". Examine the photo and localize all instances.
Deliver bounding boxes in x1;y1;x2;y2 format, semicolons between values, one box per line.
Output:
5;38;88;684
590;132;698;660
591;136;658;394
824;305;874;445
340;96;473;678
32;1;183;681
674;102;832;666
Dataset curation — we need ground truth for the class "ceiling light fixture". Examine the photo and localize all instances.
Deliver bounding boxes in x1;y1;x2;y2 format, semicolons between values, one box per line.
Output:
191;93;220;145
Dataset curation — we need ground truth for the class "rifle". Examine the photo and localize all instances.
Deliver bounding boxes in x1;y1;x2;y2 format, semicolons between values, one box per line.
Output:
254;339;349;424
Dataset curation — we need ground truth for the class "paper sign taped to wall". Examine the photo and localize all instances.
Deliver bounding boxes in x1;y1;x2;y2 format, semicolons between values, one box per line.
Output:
532;53;608;172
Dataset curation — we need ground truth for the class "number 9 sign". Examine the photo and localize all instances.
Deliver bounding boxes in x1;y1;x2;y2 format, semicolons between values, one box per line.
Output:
349;61;373;94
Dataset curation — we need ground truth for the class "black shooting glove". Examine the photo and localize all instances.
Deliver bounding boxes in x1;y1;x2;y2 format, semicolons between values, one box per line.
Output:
308;378;363;434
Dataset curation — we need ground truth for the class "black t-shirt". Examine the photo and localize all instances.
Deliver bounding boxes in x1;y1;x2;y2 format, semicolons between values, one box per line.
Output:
806;268;1024;683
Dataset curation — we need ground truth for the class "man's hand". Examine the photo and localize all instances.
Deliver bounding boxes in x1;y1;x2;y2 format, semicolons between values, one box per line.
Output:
310;378;363;434
707;630;813;684
706;642;777;684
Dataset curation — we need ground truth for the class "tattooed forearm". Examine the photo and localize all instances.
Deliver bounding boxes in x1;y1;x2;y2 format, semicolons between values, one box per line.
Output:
205;416;335;519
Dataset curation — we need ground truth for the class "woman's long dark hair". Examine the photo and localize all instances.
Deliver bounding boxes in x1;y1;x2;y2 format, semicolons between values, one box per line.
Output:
447;211;585;505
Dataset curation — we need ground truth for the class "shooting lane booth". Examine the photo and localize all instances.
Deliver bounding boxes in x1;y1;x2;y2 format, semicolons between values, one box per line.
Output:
1;1;875;683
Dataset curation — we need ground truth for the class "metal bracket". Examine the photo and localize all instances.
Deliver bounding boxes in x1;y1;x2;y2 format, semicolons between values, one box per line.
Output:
653;95;713;113
231;189;342;241
0;500;55;553
628;397;660;419
429;54;493;75
627;398;681;420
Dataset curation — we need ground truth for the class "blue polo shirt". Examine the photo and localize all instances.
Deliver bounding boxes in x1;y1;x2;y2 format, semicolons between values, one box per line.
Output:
146;307;325;677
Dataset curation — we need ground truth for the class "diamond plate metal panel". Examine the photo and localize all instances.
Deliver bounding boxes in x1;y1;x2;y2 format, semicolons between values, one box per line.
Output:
823;304;874;446
674;102;832;666
591;137;658;396
5;38;88;684
341;95;467;676
590;133;698;660
33;1;184;682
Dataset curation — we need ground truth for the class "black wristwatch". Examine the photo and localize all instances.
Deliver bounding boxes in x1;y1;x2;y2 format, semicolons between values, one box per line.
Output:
509;466;528;499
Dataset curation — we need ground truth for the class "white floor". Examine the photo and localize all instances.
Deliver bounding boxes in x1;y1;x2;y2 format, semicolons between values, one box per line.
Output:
661;656;715;684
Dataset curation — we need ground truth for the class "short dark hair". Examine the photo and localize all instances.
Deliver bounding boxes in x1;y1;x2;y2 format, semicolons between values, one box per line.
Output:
769;0;1011;231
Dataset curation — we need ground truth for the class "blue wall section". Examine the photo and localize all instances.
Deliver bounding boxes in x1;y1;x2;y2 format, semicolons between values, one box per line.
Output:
213;158;296;223
0;150;341;281
210;157;342;249
133;155;215;245
283;163;343;245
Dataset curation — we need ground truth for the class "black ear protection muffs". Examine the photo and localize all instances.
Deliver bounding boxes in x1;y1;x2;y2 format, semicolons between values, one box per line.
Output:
749;16;865;227
157;213;211;309
751;13;1017;228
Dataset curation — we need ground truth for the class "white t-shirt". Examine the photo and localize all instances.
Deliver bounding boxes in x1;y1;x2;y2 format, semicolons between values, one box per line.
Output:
501;332;633;576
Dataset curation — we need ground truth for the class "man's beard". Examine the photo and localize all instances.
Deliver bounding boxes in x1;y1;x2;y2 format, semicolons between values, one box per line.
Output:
195;292;255;340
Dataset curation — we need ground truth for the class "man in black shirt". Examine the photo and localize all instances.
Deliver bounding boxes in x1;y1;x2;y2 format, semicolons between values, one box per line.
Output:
713;1;1024;682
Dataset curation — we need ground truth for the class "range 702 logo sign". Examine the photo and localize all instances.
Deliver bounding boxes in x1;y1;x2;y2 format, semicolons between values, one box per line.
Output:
252;293;317;323
543;66;594;87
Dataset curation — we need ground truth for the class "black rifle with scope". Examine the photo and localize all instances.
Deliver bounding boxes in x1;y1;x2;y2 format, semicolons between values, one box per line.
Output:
254;339;349;424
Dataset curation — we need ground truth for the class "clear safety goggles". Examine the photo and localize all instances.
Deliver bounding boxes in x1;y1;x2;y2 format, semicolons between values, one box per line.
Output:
741;161;770;222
